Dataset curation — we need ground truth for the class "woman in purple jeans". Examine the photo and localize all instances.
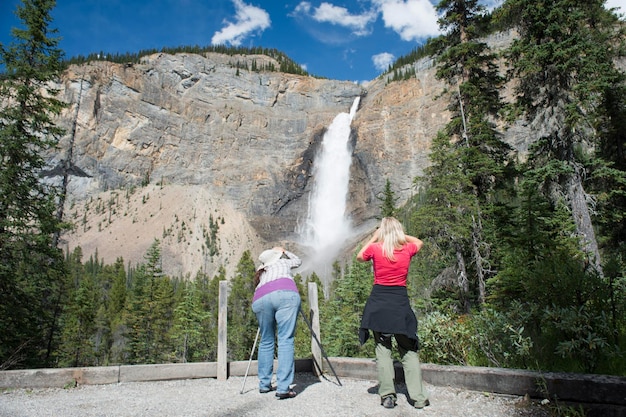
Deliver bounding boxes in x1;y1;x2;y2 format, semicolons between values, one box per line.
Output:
252;247;301;399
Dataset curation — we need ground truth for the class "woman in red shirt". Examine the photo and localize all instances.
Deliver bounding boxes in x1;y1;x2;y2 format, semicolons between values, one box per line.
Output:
356;217;430;410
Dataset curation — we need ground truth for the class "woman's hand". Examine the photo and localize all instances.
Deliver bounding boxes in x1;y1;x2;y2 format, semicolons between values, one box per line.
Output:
356;229;379;262
405;235;424;251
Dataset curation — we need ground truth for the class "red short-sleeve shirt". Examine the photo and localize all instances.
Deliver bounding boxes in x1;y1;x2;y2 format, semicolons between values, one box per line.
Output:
360;242;419;286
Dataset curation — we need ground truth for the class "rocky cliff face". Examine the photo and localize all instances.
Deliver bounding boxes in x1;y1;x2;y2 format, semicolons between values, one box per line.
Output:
49;34;515;279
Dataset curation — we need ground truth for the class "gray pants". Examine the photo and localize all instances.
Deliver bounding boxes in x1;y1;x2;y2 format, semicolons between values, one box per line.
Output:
373;332;429;407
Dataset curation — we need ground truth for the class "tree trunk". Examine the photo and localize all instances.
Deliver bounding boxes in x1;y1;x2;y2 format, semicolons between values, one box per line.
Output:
471;215;486;305
566;167;603;277
455;246;471;313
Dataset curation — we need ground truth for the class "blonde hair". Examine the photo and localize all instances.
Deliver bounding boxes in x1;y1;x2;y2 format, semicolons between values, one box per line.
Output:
379;217;407;261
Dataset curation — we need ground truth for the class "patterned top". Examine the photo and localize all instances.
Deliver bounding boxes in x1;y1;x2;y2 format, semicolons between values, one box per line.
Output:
253;250;301;303
256;250;301;287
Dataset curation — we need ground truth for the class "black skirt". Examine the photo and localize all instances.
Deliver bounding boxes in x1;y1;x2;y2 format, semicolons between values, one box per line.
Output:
359;284;419;349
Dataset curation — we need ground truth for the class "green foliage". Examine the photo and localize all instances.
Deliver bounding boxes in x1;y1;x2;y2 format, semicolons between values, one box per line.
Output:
404;233;451;311
413;132;477;242
202;214;220;258
387;66;417;82
468;304;534;369
125;240;175;364
603;256;626;351
0;0;68;369
418;305;535;370
62;44;310;77
423;0;511;312
169;280;211;363
377;179;398;218
106;258;128;364
487;183;580;306
407;0;626;377
293;274;312;359
543;306;616;374
227;250;258;361
486;186;623;372
195;268;224;362
382;39;439;81
499;0;623;277
57;247;96;367
418;311;472;365
499;0;622;127
411;131;478;311
320;256;373;358
588;150;626;256
109;258;128;320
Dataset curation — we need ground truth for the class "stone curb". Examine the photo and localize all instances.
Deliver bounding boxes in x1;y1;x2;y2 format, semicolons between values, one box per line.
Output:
1;357;624;413
0;359;312;389
328;358;626;417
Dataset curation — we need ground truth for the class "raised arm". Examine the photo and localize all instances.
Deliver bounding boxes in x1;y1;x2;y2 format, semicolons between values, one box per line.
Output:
356;229;379;262
279;248;302;268
405;235;424;251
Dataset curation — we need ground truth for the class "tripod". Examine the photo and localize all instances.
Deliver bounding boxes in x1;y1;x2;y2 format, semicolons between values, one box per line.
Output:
298;307;341;386
240;307;341;394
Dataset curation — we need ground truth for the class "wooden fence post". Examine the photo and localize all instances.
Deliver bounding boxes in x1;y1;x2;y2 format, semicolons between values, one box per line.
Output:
308;282;322;375
217;280;228;381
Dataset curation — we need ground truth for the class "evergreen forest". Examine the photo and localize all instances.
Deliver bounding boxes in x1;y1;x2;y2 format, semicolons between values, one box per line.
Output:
1;0;625;379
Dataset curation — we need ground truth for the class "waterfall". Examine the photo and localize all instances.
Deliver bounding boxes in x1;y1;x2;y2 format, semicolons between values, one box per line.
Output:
300;97;360;284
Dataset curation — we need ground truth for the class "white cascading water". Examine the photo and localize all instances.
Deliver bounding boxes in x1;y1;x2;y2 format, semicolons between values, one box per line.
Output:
301;97;360;285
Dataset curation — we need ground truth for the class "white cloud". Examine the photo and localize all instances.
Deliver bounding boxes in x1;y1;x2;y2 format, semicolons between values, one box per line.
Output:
479;0;503;12
211;0;271;46
372;0;440;41
293;1;377;36
606;0;626;14
313;3;377;35
293;1;312;15
372;52;395;71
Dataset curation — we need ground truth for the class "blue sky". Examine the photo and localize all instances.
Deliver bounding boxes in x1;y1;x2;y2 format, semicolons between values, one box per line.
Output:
1;0;625;83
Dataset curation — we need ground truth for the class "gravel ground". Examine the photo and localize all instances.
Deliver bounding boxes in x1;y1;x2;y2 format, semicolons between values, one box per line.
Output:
0;372;551;417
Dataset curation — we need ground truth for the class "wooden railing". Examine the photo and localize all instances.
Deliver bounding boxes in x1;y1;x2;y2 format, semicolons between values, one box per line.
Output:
216;281;323;381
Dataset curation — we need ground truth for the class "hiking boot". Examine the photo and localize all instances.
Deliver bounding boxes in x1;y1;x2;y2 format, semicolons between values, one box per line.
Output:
275;389;297;400
415;399;430;409
381;395;396;409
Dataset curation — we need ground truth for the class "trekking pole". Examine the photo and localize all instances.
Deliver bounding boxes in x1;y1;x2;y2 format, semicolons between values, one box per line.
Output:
240;327;260;394
299;308;342;386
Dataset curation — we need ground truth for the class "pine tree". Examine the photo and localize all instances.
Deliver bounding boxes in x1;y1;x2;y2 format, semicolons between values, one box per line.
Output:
497;0;626;276
108;257;128;364
411;0;511;311
412;132;477;312
58;250;96;367
109;257;128;320
170;280;210;362
227;251;258;361
321;256;374;357
0;0;68;368
199;267;225;361
125;239;174;364
377;179;398;218
487;0;626;371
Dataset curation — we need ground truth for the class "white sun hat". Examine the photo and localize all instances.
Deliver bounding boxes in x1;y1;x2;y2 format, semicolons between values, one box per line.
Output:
257;249;283;271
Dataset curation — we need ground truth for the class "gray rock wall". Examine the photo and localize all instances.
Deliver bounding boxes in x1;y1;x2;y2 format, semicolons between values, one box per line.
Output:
49;43;522;277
